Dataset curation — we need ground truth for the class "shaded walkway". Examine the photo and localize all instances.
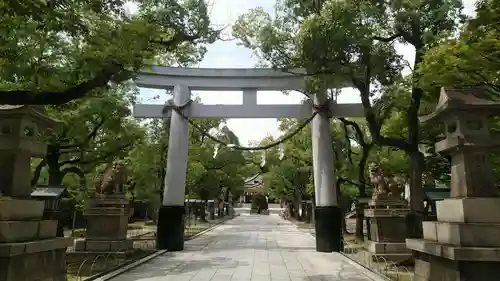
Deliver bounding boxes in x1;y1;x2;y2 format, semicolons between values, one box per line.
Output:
110;215;385;281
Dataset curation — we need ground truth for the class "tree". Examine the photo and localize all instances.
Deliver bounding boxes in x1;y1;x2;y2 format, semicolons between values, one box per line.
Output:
338;118;373;239
418;0;500;94
0;0;217;105
233;0;465;238
31;84;144;187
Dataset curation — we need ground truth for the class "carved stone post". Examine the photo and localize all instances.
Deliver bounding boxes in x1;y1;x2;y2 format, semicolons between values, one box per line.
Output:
408;88;500;281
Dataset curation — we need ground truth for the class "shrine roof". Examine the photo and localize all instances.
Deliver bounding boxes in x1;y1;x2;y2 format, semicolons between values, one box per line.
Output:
31;186;67;198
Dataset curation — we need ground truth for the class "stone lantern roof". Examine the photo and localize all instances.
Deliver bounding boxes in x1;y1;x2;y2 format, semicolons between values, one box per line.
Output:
0;105;60;158
420;87;500;123
0;105;58;128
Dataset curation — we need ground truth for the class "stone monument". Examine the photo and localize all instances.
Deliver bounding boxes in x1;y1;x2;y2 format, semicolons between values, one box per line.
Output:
407;87;500;281
74;159;133;253
0;105;72;281
364;163;411;262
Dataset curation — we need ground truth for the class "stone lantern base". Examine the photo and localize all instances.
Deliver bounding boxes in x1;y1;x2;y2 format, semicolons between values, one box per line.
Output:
407;198;500;281
74;195;133;253
0;199;72;281
364;196;411;262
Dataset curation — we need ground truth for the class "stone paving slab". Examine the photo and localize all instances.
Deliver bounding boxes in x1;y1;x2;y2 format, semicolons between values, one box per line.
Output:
109;215;385;281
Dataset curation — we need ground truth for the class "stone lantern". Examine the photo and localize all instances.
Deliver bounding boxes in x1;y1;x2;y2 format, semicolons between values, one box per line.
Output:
0;105;72;281
0;105;57;197
407;87;500;281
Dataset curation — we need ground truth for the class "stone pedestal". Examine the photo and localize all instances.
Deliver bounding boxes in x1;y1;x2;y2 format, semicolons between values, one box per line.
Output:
364;196;411;262
407;198;500;281
74;195;133;253
0;199;72;281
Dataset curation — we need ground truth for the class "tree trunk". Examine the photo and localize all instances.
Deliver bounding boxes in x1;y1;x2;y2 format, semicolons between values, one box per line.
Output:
406;151;425;238
47;154;63;186
405;45;426;239
292;199;300;220
199;205;207;222
48;167;63;185
355;203;365;240
355;143;371;240
31;159;47;187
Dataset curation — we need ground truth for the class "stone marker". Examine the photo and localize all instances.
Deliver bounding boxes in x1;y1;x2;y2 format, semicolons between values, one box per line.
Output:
408;87;500;281
364;163;411;262
207;200;215;220
0;105;72;281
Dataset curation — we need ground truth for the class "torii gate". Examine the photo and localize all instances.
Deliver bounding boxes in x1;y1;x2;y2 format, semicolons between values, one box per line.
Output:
133;66;364;253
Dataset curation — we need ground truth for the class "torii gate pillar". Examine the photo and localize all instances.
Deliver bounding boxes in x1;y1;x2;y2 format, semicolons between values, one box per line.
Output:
157;84;191;251
311;95;342;252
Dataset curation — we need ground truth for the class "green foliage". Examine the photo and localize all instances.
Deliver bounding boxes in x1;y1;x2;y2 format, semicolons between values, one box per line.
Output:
251;193;268;211
0;0;216;104
418;0;500;95
185;119;248;200
32;84;143;185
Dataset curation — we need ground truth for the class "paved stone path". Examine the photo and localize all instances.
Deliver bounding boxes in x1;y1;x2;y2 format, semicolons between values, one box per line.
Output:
110;215;385;281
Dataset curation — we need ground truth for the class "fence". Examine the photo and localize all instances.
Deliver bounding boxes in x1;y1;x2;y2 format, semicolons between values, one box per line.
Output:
66;213;233;280
340;239;414;281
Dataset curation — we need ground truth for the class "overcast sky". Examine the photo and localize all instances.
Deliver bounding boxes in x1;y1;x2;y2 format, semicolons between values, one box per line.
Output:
137;0;478;145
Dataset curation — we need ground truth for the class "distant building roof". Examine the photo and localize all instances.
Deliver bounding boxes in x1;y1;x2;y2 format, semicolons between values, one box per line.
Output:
423;188;450;201
244;173;263;188
185;199;203;203
31;186;67;198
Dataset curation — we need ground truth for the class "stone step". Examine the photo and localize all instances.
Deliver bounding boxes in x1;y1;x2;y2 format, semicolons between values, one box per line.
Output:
0;220;57;243
370;253;412;263
0;199;44;221
0;237;72;257
366;241;411;254
364;208;409;217
423;220;500;247
406;238;500;261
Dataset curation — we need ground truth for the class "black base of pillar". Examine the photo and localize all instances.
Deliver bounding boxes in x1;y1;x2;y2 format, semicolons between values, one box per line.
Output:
157;205;185;251
314;206;343;252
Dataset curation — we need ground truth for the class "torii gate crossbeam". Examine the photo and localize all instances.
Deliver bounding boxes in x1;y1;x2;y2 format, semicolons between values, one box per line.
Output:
133;66;364;253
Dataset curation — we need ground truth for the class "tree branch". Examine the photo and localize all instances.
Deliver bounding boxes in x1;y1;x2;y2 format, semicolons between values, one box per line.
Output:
353;77;411;152
60;166;86;187
338;176;362;188
0;64;121;105
59;141;133;166
338;118;366;146
31;158;47;187
60;117;107;150
372;33;401;42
